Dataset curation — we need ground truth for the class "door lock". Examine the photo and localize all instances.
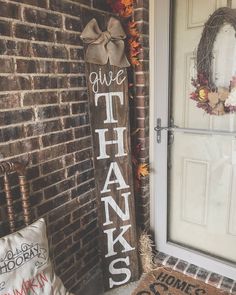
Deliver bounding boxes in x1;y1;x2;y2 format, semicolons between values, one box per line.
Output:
154;118;176;144
154;118;236;144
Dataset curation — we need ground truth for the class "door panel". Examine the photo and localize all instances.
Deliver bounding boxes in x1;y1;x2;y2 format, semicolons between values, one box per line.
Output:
228;166;236;235
170;133;236;262
187;0;222;28
169;0;236;263
182;158;209;226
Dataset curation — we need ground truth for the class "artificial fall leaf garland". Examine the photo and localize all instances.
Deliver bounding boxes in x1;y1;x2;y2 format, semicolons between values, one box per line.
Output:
107;0;149;187
107;0;134;17
137;163;149;180
132;142;150;190
107;0;141;66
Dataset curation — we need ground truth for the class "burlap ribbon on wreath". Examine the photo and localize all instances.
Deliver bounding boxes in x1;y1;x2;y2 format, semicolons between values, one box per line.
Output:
80;17;130;68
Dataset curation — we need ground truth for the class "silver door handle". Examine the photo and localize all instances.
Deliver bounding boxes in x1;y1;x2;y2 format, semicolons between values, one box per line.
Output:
155;118;236;143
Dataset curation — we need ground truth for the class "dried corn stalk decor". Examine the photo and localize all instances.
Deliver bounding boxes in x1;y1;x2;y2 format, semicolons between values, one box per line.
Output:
190;7;236;115
138;232;156;273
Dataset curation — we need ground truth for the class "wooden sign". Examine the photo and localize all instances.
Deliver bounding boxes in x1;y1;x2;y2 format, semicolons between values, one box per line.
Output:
81;14;140;291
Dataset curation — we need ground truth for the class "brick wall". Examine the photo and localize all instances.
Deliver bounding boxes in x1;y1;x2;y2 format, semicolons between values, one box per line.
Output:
0;0;108;293
133;0;150;231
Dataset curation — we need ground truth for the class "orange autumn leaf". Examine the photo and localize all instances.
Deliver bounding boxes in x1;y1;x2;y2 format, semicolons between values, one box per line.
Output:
120;6;133;17
129;39;140;48
130;46;140;57
121;0;133;5
130;47;140;56
128;21;137;29
128;21;140;37
131;57;140;66
137;163;149;179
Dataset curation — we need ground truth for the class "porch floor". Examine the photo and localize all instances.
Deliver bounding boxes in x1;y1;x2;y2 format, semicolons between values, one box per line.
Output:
104;281;138;295
104;250;236;294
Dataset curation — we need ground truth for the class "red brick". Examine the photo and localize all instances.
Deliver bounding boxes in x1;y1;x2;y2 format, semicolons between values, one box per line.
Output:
66;137;91;153
14;24;55;42
65;17;82;32
0;40;31;57
0;126;24;142
44;178;75;199
0;109;34;126
0;20;11;36
0;76;31;91
23;8;62;28
37;105;69;120
67;159;93;177
33;76;68;89
63;114;89;129
72;200;96;220
31;144;67;164
12;0;47;8
48;214;71;232
0;94;21;109
135;0;149;9
41;158;64;175
74;126;91;138
25;119;63;136
0;58;14;74
74;148;93;163
61;90;88;102
56;31;82;46
57;61;85;74
134;8;149;21
50;0;82;16
92;0;110;11
23;92;59;106
0;1;20;19
70;48;84;60
70;76;86;88
42;130;74;147
17;60;55;74
0;138;40;158
32;170;65;192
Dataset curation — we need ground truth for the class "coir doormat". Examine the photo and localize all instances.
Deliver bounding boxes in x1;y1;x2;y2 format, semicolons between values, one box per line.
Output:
132;267;230;295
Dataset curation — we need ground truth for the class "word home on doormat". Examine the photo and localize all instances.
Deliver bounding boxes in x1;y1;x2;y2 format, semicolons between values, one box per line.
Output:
132;267;230;295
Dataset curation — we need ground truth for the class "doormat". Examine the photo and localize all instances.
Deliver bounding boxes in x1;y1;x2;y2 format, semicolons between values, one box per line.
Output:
132;267;230;295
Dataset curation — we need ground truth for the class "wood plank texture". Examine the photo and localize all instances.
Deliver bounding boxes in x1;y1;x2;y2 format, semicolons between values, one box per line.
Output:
81;10;140;291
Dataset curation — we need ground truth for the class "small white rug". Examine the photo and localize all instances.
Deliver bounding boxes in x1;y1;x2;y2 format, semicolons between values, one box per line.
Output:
104;281;139;295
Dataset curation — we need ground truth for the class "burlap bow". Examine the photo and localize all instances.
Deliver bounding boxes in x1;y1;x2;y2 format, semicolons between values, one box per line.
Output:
80;17;130;68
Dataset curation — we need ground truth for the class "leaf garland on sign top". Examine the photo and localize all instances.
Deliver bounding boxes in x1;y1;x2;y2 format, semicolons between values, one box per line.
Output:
107;0;141;66
107;0;149;190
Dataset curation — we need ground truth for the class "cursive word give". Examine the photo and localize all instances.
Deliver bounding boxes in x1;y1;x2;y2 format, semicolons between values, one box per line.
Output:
89;68;126;94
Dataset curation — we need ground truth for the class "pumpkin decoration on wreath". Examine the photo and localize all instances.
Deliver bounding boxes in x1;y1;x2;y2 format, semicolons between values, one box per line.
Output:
191;7;236;115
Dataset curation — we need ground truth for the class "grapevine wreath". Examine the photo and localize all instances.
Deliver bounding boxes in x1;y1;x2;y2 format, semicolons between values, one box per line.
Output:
191;7;236;115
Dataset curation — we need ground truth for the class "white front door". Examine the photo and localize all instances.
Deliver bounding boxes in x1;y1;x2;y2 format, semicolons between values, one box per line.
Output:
150;0;236;279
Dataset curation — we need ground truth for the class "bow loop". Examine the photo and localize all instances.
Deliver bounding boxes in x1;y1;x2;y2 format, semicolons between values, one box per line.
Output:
107;17;126;40
80;17;130;67
80;18;102;43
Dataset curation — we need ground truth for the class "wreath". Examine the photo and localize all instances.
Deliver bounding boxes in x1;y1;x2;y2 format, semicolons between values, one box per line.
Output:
190;7;236;115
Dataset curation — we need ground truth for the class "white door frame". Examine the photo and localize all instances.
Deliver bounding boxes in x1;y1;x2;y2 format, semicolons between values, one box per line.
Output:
149;0;236;280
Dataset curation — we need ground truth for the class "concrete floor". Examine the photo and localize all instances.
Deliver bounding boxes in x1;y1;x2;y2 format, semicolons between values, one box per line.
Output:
78;270;139;295
104;282;138;295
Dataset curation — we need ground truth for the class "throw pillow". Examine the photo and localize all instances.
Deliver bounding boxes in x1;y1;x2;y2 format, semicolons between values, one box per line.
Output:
0;218;73;295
